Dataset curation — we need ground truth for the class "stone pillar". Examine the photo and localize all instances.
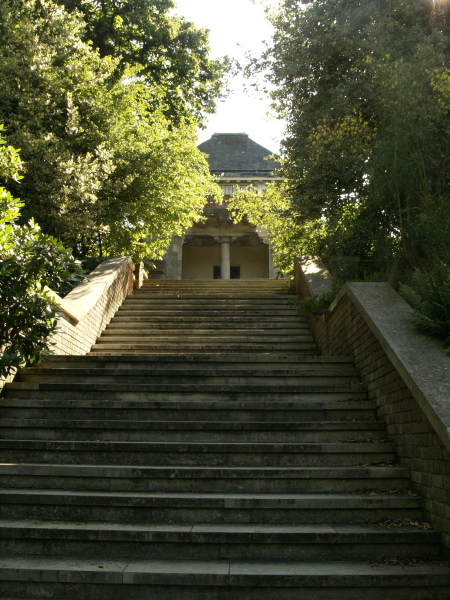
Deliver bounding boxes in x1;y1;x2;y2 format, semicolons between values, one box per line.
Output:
268;244;277;279
164;235;183;279
220;239;231;280
134;261;147;289
257;228;277;279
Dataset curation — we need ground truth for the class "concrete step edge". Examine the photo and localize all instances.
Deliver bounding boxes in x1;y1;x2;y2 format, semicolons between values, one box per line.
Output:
0;419;383;430
4;383;364;393
20;367;360;377
0;398;375;408
0;520;439;543
0;440;397;452
0;464;410;478
0;490;423;509
4;557;449;588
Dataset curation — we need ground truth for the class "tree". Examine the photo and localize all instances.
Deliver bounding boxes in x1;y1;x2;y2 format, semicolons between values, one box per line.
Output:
55;0;228;126
0;126;82;377
227;182;323;275
255;0;450;280
0;0;220;260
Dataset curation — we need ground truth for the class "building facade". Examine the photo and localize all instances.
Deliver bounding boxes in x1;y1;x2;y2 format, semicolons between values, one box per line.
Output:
160;133;281;280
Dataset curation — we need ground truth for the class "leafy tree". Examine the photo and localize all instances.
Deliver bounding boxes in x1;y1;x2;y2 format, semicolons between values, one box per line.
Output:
227;182;323;275
0;0;220;261
253;0;450;280
55;0;228;126
0;127;82;378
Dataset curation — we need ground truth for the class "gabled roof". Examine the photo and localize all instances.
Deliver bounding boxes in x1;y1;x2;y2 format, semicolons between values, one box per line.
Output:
197;133;280;177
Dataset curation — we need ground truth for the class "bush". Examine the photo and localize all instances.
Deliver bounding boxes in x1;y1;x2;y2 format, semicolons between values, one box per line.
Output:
398;260;450;353
0;129;82;377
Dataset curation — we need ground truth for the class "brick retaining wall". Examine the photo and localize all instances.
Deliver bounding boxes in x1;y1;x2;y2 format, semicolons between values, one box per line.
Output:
295;258;450;551
311;290;450;549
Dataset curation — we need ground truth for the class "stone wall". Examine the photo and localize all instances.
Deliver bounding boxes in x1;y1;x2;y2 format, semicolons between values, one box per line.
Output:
295;259;450;551
51;256;134;356
1;257;135;393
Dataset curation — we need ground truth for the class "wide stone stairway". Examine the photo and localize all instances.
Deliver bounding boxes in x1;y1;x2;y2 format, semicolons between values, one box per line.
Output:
1;279;449;599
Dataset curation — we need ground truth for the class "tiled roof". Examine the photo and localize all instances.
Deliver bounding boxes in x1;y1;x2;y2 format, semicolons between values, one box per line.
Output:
198;133;280;176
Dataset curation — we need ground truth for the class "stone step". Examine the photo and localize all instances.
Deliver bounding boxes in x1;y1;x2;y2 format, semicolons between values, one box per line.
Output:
119;306;301;313
94;328;314;337
0;439;398;467
0;464;411;493
94;333;316;342
137;291;297;295
136;282;292;286
141;279;292;284
15;367;360;386
110;313;305;321
136;289;295;293
138;287;295;291
107;322;311;331
116;307;302;315
1;520;441;561
104;326;312;336
2;383;366;402
121;304;299;312
1;556;449;600
0;418;385;442
32;353;354;368
0;490;424;524
134;292;296;298
0;398;375;420
89;343;318;353
124;295;297;302
141;281;293;288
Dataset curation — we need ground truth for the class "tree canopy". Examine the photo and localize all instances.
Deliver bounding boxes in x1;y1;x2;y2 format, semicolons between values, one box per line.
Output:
249;0;450;280
56;0;228;126
0;0;222;261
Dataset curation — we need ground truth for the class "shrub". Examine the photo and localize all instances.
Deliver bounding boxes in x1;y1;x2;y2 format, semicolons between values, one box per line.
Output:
0;129;82;377
398;260;450;353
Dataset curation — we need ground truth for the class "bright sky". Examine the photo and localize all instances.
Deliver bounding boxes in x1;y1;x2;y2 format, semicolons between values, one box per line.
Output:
172;0;285;153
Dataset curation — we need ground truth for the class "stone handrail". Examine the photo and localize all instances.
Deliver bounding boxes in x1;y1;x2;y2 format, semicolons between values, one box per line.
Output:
294;255;333;298
50;256;135;356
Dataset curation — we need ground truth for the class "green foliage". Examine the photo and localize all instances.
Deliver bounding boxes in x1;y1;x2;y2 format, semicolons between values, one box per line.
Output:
227;182;322;276
0;0;221;261
252;0;450;281
292;289;338;316
0;131;83;378
56;0;228;126
399;260;450;352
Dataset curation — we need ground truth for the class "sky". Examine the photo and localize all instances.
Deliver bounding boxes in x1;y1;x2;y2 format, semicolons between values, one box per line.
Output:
171;0;285;153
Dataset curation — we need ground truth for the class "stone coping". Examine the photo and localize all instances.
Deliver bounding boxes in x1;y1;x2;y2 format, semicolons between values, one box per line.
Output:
46;256;133;324
296;257;333;297
330;282;450;453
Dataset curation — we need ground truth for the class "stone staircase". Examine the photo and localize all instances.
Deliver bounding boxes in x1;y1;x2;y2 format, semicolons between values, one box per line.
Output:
0;278;449;599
